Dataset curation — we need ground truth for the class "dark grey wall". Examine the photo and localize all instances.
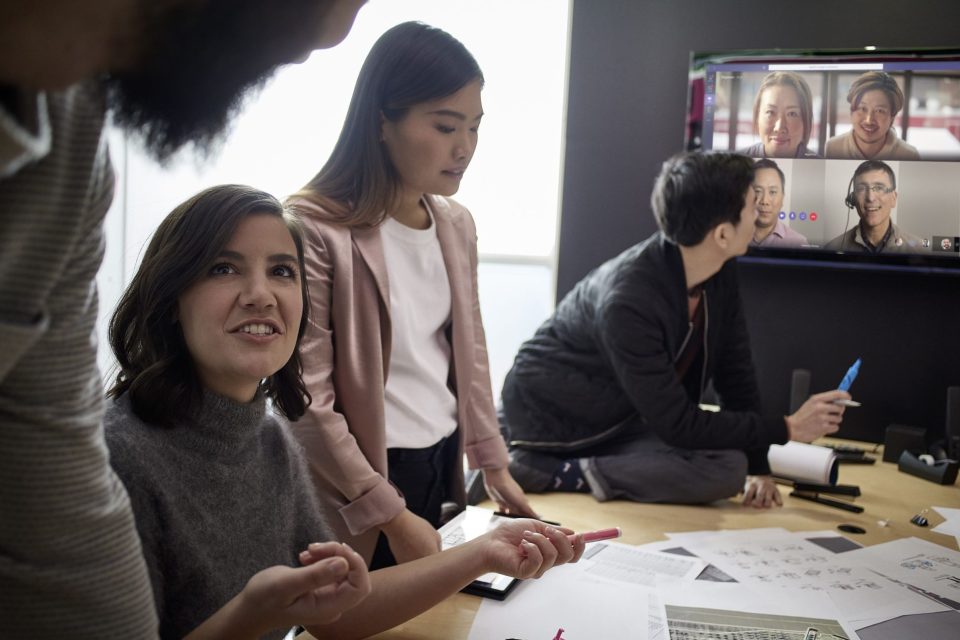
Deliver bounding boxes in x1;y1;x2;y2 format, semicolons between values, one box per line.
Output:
559;0;960;443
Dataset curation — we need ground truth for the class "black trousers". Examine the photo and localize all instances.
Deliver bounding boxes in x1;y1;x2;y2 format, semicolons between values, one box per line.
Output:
369;429;460;569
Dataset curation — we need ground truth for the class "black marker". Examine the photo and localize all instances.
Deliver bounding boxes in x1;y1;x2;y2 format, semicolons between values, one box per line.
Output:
493;511;561;526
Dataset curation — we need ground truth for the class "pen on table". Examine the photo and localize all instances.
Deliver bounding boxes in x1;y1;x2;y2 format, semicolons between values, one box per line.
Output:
790;490;864;514
834;357;861;406
494;511;561;526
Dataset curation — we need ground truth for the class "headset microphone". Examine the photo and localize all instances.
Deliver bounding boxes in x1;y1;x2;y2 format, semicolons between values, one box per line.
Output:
843;175;856;209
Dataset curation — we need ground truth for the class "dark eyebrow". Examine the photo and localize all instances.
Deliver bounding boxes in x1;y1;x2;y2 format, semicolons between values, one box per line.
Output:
427;109;484;122
216;250;298;263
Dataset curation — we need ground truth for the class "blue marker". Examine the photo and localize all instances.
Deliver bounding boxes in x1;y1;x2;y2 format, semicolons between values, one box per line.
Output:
838;358;861;392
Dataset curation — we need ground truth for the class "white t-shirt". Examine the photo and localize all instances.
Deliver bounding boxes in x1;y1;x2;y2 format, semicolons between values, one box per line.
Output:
380;208;458;449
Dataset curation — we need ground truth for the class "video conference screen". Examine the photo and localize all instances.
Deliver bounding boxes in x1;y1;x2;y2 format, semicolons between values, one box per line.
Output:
687;49;960;272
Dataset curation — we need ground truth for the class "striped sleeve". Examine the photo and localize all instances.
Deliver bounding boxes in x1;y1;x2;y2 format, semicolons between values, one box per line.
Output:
0;82;158;638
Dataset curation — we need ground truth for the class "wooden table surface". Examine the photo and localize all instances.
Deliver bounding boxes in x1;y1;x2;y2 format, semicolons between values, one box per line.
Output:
306;440;959;639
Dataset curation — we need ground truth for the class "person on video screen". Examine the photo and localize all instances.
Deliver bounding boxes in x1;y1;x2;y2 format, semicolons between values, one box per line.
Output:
825;71;919;161
825;160;924;253
497;152;850;511
749;159;807;248
740;72;819;159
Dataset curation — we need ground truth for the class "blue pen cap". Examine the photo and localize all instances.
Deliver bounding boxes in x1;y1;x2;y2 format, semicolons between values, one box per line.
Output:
838;358;861;392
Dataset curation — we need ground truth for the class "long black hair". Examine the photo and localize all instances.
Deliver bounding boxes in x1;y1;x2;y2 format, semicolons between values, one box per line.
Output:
290;21;483;226
108;184;311;425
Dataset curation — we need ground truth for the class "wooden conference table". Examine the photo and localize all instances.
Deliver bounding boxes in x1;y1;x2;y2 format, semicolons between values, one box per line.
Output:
304;440;959;640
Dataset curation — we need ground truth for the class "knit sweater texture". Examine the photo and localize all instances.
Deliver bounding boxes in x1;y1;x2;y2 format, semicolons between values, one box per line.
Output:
105;391;335;640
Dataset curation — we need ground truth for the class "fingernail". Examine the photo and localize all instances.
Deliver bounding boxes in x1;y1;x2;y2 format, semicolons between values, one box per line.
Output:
545;526;557;535
523;530;535;538
299;550;310;560
308;542;324;550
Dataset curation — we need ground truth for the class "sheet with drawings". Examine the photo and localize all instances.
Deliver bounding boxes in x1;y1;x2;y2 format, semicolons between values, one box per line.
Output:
682;531;947;626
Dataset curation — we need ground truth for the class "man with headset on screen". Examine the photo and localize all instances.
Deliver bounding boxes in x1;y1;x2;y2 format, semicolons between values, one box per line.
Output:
824;159;925;253
496;151;850;511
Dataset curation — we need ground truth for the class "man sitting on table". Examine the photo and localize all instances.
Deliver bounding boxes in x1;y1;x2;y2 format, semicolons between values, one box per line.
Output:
498;151;850;509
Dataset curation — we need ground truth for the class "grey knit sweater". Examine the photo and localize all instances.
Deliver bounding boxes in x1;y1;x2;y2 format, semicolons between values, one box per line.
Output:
105;391;335;640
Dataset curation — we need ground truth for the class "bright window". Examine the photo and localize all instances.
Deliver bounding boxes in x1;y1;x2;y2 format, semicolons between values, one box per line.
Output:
97;0;571;396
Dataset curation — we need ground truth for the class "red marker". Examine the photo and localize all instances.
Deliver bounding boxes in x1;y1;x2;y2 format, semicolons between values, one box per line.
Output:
519;526;623;557
578;527;622;543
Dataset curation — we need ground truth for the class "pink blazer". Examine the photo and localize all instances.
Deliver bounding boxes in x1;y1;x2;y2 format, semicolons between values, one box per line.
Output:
290;194;509;556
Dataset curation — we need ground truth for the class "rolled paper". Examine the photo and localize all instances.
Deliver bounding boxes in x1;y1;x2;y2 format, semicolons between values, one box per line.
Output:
768;441;839;485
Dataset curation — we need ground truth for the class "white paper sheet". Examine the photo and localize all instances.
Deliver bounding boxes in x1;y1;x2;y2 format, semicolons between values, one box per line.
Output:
683;530;944;626
657;581;860;639
932;506;960;545
579;541;706;587
842;537;960;611
467;563;649;640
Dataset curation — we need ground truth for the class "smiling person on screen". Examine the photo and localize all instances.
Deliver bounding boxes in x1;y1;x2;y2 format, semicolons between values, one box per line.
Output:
825;72;920;161
825;160;925;254
740;72;819;159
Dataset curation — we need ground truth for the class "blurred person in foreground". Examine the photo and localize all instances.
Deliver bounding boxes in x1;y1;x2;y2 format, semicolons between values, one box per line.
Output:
0;1;367;636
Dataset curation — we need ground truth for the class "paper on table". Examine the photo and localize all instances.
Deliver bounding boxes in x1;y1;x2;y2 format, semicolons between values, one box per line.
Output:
932;506;960;545
467;563;649;640
658;581;860;640
842;537;960;611
647;593;667;640
683;531;944;626
579;541;706;586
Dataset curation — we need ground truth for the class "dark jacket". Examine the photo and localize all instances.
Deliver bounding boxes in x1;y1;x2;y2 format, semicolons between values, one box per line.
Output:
502;232;788;474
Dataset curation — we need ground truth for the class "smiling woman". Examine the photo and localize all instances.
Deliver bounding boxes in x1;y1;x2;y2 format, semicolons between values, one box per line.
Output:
103;184;376;639
741;71;818;159
107;184;311;426
176;214;304;403
99;180;585;640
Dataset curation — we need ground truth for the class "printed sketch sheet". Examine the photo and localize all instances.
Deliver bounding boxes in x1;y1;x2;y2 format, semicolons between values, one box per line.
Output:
467;541;706;639
842;536;960;611
681;530;946;626
658;581;858;640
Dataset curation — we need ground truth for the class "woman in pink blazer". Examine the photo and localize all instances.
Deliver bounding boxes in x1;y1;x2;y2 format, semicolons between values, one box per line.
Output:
288;22;535;568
